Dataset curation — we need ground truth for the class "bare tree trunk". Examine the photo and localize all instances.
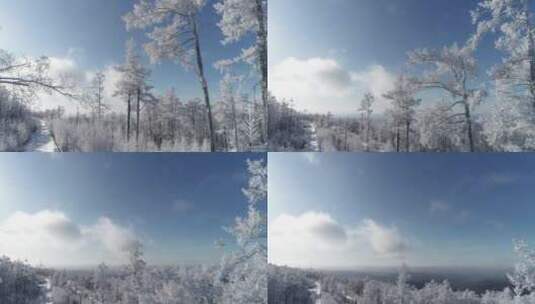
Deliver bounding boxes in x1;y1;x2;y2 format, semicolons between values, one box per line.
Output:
406;120;410;152
98;84;102;120
365;116;370;152
344;123;348;151
524;4;535;110
396;124;400;152
231;96;239;151
127;93;132;143
463;100;475;152
255;0;268;143
192;17;216;152
136;87;141;145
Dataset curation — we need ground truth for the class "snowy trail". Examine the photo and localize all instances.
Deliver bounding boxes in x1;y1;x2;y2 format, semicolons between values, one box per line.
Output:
39;278;53;304
311;281;322;304
307;122;320;152
24;119;58;152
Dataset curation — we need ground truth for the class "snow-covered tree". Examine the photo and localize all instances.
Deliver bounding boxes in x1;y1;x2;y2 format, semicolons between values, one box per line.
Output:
397;263;410;304
383;74;421;152
124;0;217;152
214;0;268;139
483;79;535;151
0;256;44;304
0;49;78;103
471;0;535;108
217;159;267;304
242;98;263;150
409;42;487;152
415;101;464;151
471;0;535;151
359;93;375;152
114;38;153;145
219;74;241;151
507;240;535;298
87;71;107;119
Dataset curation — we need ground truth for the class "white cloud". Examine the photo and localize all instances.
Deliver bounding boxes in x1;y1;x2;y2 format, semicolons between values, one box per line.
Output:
350;65;396;112
269;57;395;114
0;210;138;267
269;212;409;268
83;217;138;255
35;52;125;115
356;219;408;256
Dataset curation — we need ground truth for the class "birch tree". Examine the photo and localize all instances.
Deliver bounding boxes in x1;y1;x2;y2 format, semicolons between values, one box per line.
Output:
124;0;217;152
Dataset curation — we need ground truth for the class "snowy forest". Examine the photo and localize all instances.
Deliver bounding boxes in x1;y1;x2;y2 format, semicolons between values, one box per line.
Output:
0;159;267;304
0;0;267;152
270;0;535;152
268;240;535;304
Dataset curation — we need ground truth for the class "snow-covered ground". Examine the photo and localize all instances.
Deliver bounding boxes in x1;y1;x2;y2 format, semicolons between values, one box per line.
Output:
310;281;340;304
24;119;58;152
310;281;322;304
39;278;53;304
307;122;320;152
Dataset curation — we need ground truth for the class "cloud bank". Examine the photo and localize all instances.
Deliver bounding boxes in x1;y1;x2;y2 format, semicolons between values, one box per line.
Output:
0;210;139;267
269;57;396;114
269;211;409;268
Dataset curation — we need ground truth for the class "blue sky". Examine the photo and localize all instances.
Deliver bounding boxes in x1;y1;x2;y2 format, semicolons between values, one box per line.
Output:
269;153;535;269
269;0;503;114
0;0;254;113
0;153;265;267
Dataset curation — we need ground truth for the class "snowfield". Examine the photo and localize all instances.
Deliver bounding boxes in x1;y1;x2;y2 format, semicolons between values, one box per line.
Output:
39;278;53;304
24;119;58;152
269;240;535;304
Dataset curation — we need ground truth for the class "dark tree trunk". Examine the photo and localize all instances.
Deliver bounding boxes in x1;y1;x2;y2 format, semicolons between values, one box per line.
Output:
127;93;131;142
255;0;268;142
136;87;141;145
231;96;239;151
463;100;475;152
192;18;215;152
396;125;400;153
406;120;410;152
524;5;535;109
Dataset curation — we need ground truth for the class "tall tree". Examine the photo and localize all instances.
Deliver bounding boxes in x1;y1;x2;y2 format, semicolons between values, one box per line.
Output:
383;74;421;152
359;93;375;152
471;0;535;108
89;71;107;119
214;0;268;140
507;240;535;298
124;0;216;152
217;159;267;304
408;43;486;152
220;74;241;151
114;39;152;145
